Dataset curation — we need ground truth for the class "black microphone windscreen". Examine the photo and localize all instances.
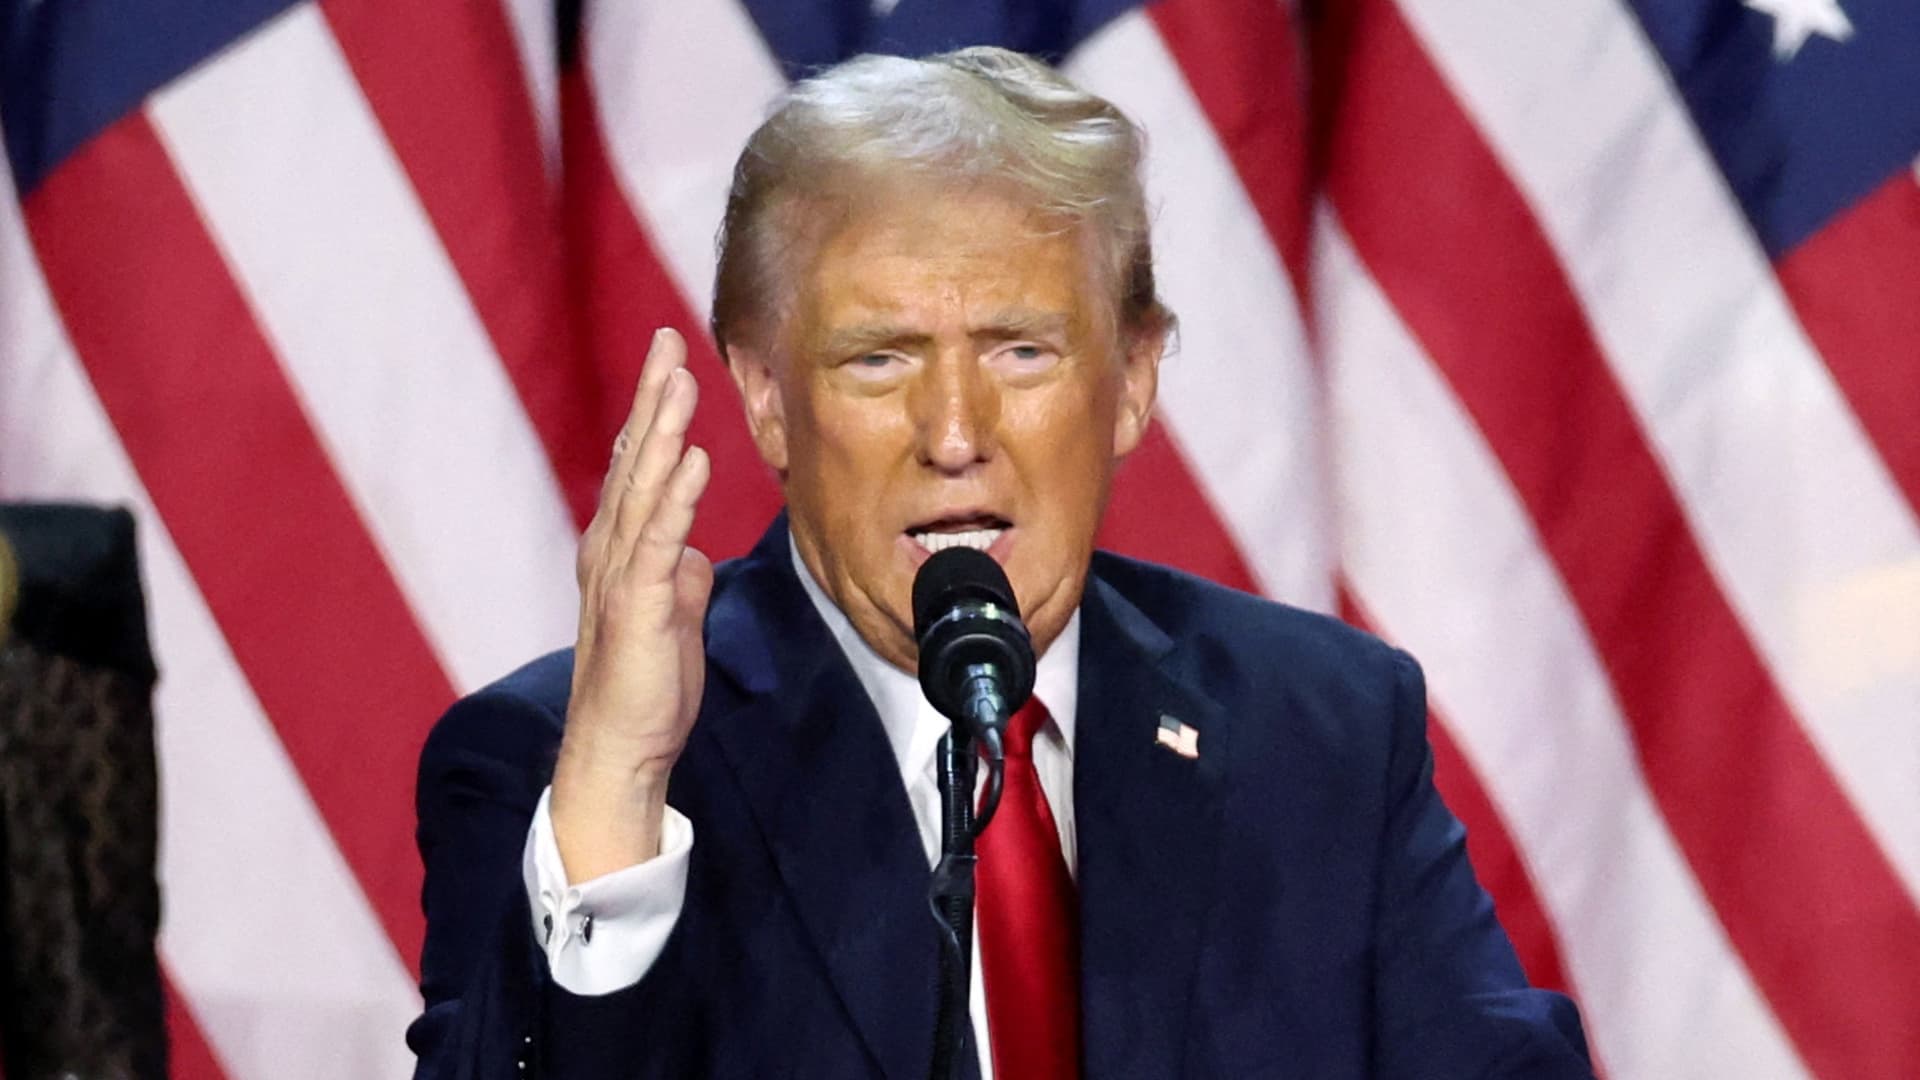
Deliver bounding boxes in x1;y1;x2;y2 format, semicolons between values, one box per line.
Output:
912;547;1018;640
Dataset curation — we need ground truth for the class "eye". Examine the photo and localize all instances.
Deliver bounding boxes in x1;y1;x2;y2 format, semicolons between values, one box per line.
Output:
989;342;1061;377
838;351;911;383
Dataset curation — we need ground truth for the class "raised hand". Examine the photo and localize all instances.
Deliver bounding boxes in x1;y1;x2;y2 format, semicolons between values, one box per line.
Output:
551;328;714;881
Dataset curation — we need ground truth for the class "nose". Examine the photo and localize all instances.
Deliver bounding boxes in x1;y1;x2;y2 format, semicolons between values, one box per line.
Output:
912;352;998;473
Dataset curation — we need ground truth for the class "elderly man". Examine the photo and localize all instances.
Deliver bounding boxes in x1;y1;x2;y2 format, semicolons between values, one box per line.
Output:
409;48;1591;1079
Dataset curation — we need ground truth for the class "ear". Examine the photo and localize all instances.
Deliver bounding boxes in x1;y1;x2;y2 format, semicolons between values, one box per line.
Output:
1111;322;1165;458
725;342;790;472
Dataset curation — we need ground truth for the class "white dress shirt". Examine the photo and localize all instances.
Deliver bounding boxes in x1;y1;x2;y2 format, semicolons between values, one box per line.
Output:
523;540;1081;1077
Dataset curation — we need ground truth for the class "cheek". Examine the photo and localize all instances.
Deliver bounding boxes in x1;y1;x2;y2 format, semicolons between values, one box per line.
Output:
1005;389;1121;539
1007;374;1121;469
808;398;911;472
787;378;877;457
789;395;915;530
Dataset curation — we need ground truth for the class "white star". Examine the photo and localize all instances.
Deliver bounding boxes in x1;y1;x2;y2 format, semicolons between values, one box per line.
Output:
1744;0;1855;61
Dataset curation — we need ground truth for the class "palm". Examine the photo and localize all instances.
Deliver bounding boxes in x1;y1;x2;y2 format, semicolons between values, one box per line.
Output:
551;329;715;879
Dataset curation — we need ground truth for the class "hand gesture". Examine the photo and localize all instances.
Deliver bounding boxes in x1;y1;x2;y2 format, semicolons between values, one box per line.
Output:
552;328;714;879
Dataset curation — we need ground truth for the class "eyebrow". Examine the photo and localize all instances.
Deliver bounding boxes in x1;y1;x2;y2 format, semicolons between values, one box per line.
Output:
979;311;1072;342
818;324;928;358
818;312;1073;357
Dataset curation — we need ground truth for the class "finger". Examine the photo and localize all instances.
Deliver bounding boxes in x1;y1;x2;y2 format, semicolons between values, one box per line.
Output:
629;444;712;586
609;367;700;558
588;331;681;578
598;328;688;509
600;327;686;503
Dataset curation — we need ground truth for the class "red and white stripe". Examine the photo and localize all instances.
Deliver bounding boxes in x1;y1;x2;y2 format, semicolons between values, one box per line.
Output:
1064;14;1332;613
1318;209;1805;1078
149;5;579;693
2;139;420;1080
4;0;1915;1076
1395;0;1920;907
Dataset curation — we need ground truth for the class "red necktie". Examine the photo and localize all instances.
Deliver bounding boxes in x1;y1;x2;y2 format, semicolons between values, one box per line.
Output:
976;698;1080;1079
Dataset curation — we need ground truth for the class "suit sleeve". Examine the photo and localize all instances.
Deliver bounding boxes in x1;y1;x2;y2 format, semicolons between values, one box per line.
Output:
406;688;709;1080
1368;651;1596;1079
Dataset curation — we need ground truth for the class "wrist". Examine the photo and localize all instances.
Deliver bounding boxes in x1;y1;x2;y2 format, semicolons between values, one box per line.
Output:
554;729;678;791
558;694;686;777
549;743;674;880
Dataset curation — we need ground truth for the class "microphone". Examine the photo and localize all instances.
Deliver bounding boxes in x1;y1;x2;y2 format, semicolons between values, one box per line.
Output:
915;547;1033;1080
912;547;1036;755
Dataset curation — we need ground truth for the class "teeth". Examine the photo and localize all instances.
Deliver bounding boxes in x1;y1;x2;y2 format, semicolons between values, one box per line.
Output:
911;528;1004;553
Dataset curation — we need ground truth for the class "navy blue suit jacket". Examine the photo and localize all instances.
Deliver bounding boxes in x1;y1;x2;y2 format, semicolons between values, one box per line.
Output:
409;517;1591;1078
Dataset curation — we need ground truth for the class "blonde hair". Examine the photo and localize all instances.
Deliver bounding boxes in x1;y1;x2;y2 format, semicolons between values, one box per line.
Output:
709;46;1170;353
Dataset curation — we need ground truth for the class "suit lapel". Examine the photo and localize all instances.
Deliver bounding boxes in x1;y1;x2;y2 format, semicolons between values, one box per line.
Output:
705;519;947;1080
1073;570;1230;1078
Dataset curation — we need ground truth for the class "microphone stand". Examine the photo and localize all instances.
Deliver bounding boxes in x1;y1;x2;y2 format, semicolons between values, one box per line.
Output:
928;715;1005;1080
928;728;977;1080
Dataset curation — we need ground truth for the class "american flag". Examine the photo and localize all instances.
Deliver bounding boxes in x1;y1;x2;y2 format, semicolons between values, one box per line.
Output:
3;0;1915;1076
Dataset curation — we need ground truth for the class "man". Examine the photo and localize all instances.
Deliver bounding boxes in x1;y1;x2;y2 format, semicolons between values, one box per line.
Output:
409;48;1592;1079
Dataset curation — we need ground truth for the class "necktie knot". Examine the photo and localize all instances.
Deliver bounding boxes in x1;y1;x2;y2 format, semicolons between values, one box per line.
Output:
1003;698;1050;758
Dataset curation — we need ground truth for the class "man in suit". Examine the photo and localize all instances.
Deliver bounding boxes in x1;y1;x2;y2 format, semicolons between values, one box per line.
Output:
409;47;1592;1079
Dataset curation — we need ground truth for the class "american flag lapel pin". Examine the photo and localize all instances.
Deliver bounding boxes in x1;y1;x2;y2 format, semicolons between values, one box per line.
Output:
1155;714;1200;759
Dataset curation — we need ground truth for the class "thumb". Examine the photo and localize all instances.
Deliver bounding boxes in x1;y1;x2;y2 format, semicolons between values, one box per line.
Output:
673;547;715;618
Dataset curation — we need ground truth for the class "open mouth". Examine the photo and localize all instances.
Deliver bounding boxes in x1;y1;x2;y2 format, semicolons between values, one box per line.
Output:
907;514;1011;555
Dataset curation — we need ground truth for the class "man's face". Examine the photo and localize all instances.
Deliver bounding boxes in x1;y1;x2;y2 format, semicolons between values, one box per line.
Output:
728;183;1163;671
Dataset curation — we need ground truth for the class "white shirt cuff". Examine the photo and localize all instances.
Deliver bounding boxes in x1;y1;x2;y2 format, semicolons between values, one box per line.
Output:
521;785;693;996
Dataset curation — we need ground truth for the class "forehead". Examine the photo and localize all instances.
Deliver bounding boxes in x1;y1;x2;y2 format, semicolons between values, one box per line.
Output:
784;184;1103;345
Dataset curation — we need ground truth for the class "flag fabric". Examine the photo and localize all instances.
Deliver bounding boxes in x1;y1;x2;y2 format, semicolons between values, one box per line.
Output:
2;1;1916;1077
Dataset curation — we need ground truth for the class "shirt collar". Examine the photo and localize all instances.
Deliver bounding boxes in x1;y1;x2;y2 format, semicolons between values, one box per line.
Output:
788;536;1080;778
